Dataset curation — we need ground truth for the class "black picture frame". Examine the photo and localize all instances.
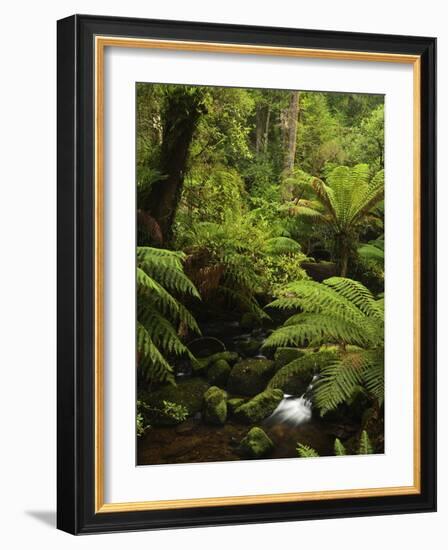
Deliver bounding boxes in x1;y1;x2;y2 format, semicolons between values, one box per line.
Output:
57;14;436;535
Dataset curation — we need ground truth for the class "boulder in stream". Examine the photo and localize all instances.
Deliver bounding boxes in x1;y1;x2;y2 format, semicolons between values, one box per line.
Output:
239;427;274;458
227;358;276;396
193;351;240;374
207;359;231;388
187;336;226;358
234;388;284;424
203;386;228;425
144;378;210;426
274;347;307;369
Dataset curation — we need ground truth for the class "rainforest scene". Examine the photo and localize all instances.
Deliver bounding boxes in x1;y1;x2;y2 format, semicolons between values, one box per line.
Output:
136;83;385;465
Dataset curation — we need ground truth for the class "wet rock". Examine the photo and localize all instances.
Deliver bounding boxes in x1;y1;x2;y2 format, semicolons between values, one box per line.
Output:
145;378;209;425
227;358;276;396
187;336;226;358
236;338;262;357
203;386;228;425
234;389;284;424
207;359;231;388
274;347;307;369
301;261;337;282
239;427;274;458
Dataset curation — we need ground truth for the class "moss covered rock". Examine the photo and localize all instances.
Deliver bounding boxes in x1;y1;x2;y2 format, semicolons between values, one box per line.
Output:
274;347;307;369
227;397;248;415
234;388;284;424
145;378;210;414
207;359;231;388
187;336;226;358
236;338;262;357
239;427;274;458
227;358;276;396
144;378;210;425
203;386;227;425
193;351;240;373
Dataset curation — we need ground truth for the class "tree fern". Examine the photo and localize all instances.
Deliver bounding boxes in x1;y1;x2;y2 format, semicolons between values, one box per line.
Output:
264;277;384;415
288;165;384;275
137;246;201;385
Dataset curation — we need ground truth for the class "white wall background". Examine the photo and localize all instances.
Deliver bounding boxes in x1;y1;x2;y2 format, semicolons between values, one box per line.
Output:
0;0;443;547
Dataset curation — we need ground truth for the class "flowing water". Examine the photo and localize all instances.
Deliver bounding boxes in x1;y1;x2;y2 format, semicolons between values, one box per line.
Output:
264;394;313;427
138;320;344;464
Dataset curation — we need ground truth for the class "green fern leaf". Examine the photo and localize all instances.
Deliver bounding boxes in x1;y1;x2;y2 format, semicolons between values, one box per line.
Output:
358;430;374;455
296;443;320;458
334;438;347;456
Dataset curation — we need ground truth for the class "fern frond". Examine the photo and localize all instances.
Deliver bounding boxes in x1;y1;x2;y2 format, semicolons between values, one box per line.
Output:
264;236;302;255
296;443;320;458
139;312;189;358
136;246;200;384
334;438;347;456
263;314;369;349
362;352;384;404
267;279;366;325
358;430;374;455
219;285;270;320
137;322;175;385
323;277;382;320
314;352;368;415
268;350;337;390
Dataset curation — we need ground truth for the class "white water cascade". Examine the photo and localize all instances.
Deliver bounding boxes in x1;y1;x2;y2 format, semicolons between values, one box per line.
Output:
264;375;318;427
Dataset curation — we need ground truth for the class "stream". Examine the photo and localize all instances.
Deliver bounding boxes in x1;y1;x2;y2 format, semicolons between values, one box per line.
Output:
137;317;357;465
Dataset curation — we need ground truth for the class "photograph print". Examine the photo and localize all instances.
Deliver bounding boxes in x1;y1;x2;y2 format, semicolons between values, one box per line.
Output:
135;82;385;466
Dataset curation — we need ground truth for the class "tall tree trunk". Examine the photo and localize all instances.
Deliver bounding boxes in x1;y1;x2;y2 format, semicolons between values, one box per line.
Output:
263;106;271;154
283;91;300;174
142;88;205;243
255;105;264;154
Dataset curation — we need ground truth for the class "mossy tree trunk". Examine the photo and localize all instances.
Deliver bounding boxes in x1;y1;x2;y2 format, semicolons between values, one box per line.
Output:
142;87;207;243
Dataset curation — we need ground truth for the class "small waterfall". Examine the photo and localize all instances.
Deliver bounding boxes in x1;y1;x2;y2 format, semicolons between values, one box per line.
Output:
264;375;318;427
264;394;312;427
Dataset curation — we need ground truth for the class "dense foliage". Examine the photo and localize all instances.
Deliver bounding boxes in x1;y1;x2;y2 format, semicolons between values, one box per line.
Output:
136;82;385;463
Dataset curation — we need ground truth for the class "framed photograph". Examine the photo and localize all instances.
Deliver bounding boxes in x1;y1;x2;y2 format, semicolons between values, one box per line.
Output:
57;14;436;534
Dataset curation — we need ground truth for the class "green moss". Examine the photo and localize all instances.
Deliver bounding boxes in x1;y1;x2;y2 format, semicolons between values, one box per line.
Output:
239;427;274;458
145;378;209;425
193;351;240;373
274;347;307;369
203;386;228;425
207;359;231;388
237;339;262;357
234;388;283;423
227;358;276;396
227;397;247;415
